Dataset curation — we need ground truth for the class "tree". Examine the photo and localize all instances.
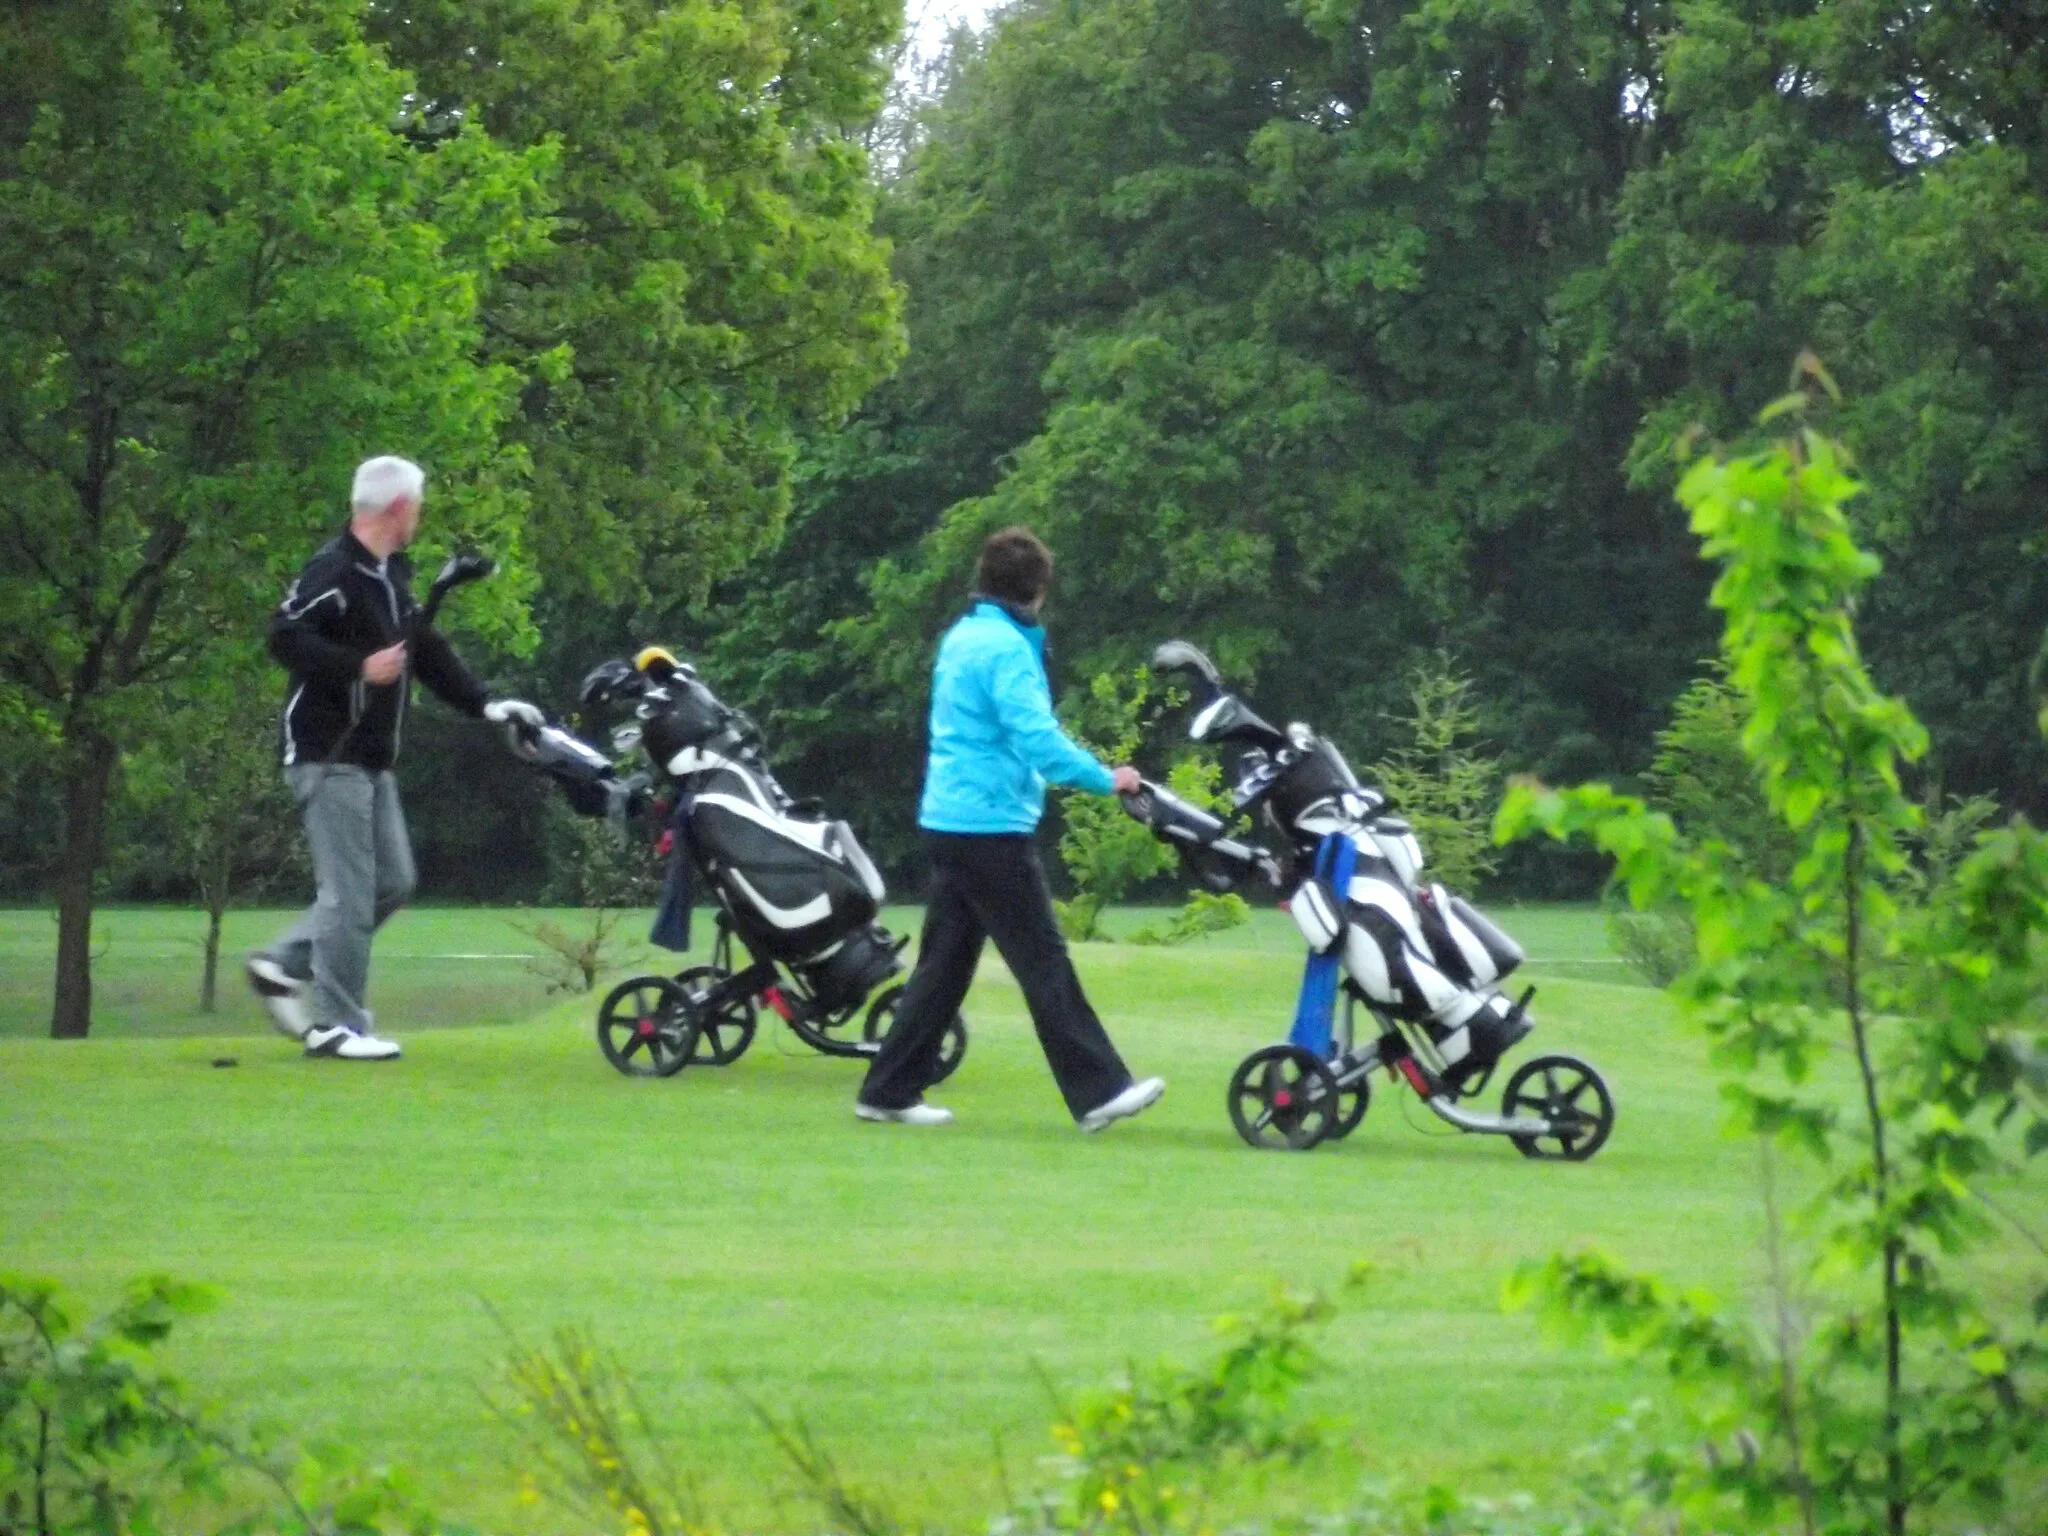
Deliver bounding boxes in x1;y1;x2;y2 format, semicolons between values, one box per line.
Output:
1369;657;1504;896
119;653;307;1012
367;0;909;614
1561;0;2048;813
354;0;916;891
834;0;1713;797
716;0;2048;892
0;0;550;1036
1605;668;1790;985
1501;392;2048;1533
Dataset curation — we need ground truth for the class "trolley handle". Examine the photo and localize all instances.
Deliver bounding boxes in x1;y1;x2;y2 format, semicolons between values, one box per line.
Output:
1119;779;1282;888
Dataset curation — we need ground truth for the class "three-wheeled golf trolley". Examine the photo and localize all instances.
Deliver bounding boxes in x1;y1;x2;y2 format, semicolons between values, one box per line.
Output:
507;648;967;1083
1125;642;1616;1160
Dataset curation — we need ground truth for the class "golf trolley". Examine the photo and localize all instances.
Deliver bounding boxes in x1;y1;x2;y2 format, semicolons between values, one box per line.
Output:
591;907;965;1083
507;648;966;1083
1124;642;1615;1161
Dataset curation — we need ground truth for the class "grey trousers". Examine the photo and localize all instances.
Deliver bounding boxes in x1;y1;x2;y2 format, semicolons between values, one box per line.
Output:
261;765;417;1033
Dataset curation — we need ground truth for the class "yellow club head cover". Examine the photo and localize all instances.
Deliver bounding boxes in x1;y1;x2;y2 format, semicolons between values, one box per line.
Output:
633;646;680;680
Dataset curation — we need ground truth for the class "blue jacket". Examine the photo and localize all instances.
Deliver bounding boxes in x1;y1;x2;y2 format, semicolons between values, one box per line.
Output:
918;601;1115;834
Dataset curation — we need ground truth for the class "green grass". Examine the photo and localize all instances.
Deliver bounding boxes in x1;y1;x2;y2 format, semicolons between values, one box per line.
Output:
1;905;612;1041
0;902;1645;1042
0;901;1993;1532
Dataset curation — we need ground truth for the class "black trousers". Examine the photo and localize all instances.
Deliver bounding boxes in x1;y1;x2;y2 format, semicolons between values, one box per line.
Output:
859;832;1133;1117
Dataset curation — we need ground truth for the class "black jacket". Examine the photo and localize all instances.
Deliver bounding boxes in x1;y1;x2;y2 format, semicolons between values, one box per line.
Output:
269;528;490;771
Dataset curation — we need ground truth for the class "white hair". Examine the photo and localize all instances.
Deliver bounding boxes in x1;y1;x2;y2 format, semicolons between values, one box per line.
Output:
351;455;426;514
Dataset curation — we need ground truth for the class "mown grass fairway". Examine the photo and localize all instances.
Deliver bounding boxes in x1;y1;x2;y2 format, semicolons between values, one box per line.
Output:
0;904;1866;1529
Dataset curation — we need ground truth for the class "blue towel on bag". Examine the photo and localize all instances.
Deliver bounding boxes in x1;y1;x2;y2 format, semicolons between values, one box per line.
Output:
649;798;696;953
1287;834;1355;1059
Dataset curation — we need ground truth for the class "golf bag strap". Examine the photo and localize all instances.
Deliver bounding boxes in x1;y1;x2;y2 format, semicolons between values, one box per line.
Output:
649;795;697;953
1287;834;1356;1057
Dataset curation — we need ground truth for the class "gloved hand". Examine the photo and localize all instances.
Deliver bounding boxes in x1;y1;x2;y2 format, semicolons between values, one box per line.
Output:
483;698;546;731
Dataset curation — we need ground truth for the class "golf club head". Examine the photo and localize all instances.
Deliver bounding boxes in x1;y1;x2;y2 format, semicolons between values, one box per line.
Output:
579;657;642;708
433;550;495;595
416;549;495;627
1150;640;1224;701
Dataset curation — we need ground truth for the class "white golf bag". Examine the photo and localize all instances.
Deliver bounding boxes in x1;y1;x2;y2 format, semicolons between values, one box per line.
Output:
1131;643;1532;1086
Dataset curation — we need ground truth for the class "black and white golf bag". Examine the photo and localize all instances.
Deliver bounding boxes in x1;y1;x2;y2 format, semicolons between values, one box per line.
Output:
572;652;902;1014
1131;643;1533;1086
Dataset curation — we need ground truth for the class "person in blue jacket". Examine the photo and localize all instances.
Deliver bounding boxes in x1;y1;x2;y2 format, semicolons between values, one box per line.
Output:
857;527;1166;1130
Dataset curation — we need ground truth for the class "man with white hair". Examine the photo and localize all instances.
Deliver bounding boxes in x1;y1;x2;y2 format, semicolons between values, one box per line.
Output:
244;455;545;1060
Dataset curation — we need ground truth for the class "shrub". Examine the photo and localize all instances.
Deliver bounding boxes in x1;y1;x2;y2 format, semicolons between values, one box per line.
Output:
1127;756;1253;946
1617;665;2010;989
490;1323;704;1536
1053;669;1179;942
1499;376;2048;1535
0;1274;436;1536
1604;904;1695;989
498;1276;1351;1536
513;798;660;993
1128;890;1251;947
1001;1282;1338;1536
1370;659;1502;895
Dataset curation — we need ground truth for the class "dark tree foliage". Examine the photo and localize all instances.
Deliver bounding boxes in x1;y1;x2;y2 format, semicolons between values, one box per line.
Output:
1561;0;2048;808
700;0;2048;903
365;0;908;614
35;0;2046;908
710;0;1726;895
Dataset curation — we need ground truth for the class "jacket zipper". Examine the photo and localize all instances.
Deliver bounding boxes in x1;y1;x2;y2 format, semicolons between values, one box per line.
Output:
360;559;407;764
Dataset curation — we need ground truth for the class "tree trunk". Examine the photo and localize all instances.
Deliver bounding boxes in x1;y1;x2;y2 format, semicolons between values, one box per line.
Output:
200;903;224;1012
50;731;119;1039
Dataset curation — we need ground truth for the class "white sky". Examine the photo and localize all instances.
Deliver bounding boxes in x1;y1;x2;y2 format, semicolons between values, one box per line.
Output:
904;0;1004;63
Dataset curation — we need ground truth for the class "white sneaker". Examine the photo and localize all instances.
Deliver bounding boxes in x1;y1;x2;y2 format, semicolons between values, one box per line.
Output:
304;1025;402;1061
245;957;311;1040
1079;1076;1165;1133
855;1101;954;1126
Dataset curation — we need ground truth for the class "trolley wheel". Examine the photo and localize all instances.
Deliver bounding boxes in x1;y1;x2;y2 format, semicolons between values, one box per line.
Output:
1501;1054;1615;1161
1325;1068;1371;1141
596;976;697;1078
860;986;968;1087
674;965;757;1068
1228;1045;1343;1151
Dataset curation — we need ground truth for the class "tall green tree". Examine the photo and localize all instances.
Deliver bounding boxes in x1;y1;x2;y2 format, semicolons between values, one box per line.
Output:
367;0;909;611
727;0;2047;880
353;0;914;886
839;0;1715;789
0;0;549;1037
1564;0;2048;808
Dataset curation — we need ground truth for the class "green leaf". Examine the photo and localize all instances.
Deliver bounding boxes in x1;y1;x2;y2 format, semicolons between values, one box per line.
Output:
1757;390;1810;424
1966;1344;2008;1376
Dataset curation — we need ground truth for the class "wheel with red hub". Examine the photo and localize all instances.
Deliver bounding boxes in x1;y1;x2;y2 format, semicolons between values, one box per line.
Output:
1227;1045;1343;1151
596;975;698;1077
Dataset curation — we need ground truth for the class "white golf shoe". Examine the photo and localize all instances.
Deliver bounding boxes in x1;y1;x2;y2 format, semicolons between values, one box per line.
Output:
1079;1076;1166;1133
855;1100;954;1125
245;957;311;1040
304;1025;402;1061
